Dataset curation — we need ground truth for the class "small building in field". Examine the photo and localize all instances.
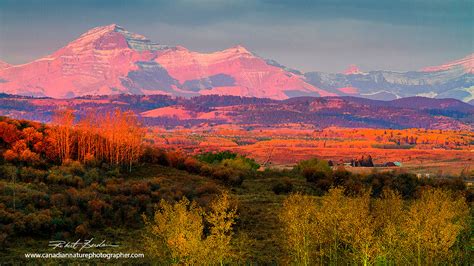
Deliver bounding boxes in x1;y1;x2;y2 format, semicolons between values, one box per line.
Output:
384;161;402;167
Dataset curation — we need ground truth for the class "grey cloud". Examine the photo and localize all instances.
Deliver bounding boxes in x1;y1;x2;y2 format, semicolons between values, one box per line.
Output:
0;0;471;72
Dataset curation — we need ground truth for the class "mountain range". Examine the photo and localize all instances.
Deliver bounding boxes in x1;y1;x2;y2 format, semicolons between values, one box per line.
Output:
305;54;473;103
0;24;472;103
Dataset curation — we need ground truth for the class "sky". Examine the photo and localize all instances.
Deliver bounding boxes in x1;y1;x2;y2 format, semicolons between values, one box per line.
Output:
0;0;472;72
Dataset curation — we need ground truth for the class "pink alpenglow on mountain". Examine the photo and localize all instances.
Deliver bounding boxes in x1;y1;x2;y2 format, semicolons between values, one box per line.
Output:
0;24;331;99
1;24;472;101
343;64;362;75
421;54;473;73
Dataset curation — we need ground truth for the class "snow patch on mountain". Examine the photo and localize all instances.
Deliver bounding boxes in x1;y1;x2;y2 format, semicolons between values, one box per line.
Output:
460;86;474;102
114;25;171;51
361;90;401;100
416;92;438;98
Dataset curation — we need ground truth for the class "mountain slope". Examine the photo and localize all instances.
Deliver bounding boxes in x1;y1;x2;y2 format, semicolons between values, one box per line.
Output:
0;24;329;99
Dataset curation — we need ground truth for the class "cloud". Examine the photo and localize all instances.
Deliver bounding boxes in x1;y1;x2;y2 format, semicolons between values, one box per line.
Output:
145;19;469;72
0;0;471;72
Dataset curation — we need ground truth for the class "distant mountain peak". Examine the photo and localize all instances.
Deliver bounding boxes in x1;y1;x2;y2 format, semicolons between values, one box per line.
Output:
343;64;362;75
421;53;473;73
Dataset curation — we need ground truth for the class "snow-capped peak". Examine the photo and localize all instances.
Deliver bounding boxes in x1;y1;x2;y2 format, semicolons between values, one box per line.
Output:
78;24;121;38
63;24;171;52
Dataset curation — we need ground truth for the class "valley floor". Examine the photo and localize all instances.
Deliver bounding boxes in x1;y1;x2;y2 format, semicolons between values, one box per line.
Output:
150;127;474;176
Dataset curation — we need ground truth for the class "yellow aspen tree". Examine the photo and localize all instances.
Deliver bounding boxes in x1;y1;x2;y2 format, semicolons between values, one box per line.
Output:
372;189;406;264
143;197;204;264
318;188;351;264
143;194;239;265
403;188;469;265
204;191;238;265
279;193;317;265
342;191;377;265
310;207;326;265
